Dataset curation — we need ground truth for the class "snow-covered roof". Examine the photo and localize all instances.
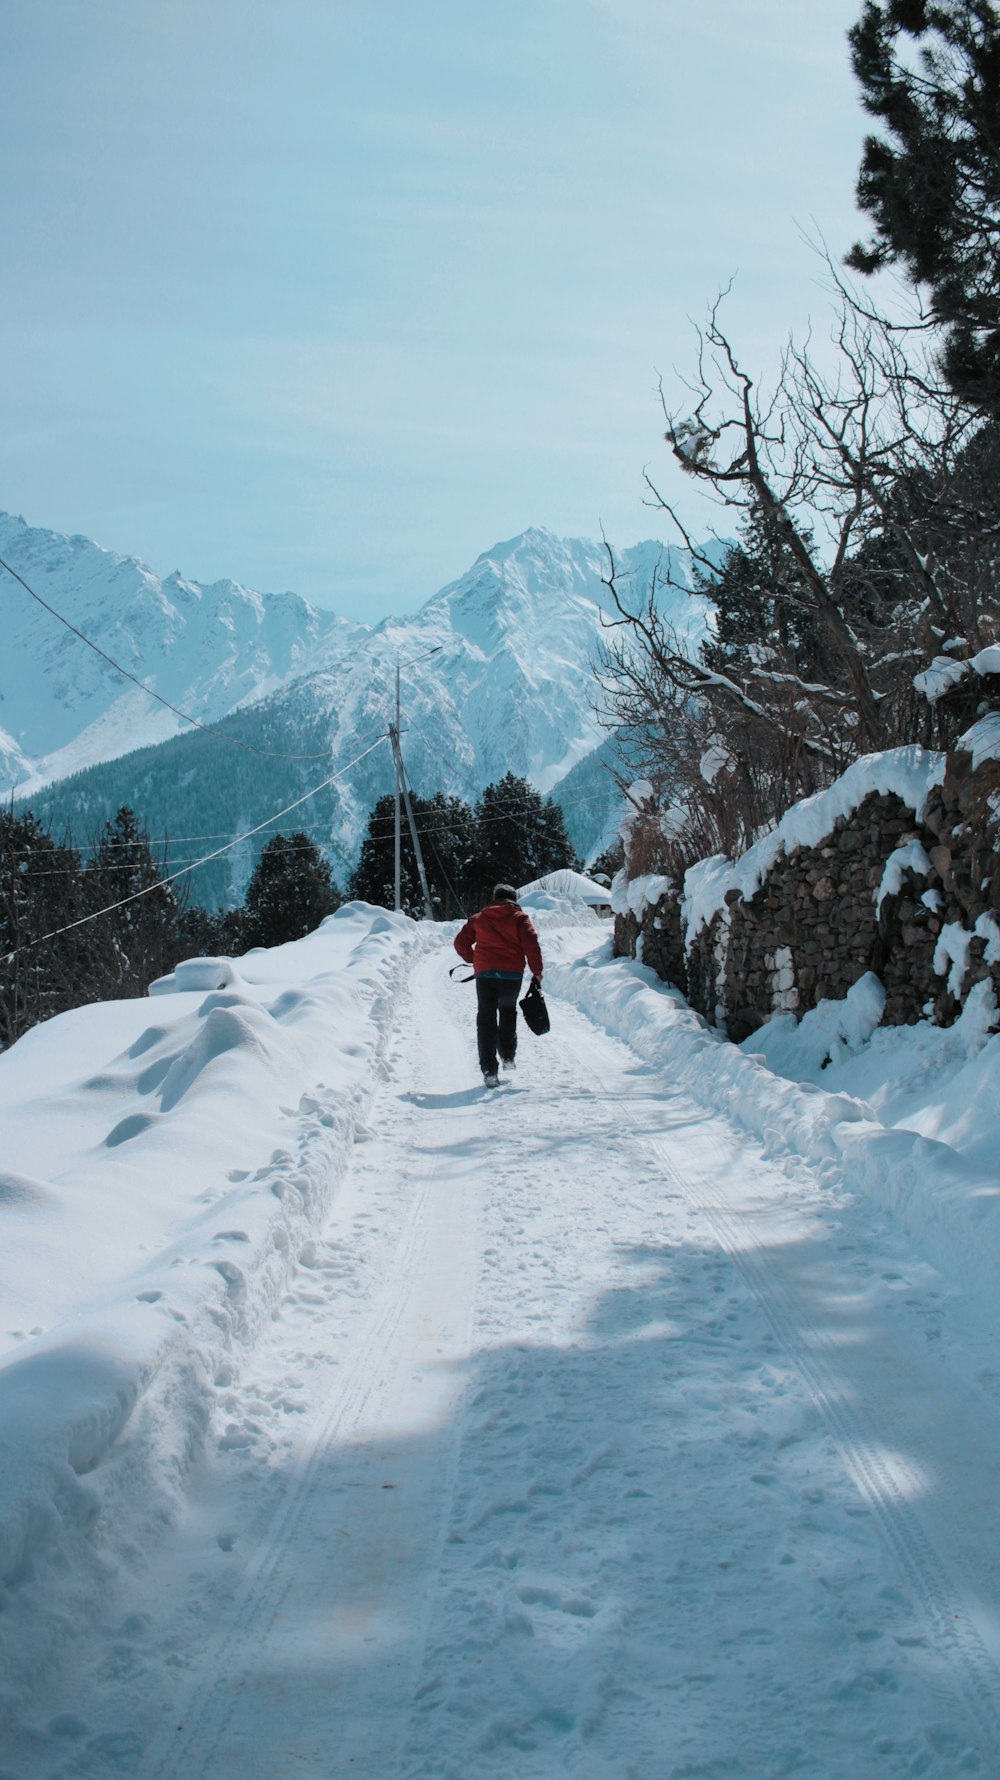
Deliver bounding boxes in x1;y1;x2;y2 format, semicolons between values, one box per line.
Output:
517;868;612;906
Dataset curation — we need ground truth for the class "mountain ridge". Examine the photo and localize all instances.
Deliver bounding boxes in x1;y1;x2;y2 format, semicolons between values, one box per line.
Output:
5;513;718;903
0;510;362;795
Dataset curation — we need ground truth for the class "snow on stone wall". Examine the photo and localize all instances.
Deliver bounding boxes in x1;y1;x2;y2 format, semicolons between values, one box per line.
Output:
613;741;1000;1042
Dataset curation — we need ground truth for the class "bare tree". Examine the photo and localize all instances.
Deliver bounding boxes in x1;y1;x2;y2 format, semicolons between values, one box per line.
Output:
596;280;1000;866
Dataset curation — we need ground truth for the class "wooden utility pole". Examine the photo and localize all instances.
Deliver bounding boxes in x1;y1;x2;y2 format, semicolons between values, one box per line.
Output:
388;721;434;920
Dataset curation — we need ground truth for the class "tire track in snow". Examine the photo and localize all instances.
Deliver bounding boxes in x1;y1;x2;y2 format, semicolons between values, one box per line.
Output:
147;1186;433;1780
144;951;482;1780
126;945;1000;1777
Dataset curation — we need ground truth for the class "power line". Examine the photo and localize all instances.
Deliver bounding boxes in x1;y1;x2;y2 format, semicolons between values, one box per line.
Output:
414;822;467;915
5;846;347;880
7;788;621;876
406;713;484;806
7;550;620;821
11;788;618;858
2;736;389;965
1;553;338;763
400;754;467;916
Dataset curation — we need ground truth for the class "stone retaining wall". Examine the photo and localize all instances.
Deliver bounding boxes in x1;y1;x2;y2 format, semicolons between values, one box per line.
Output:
614;748;1000;1041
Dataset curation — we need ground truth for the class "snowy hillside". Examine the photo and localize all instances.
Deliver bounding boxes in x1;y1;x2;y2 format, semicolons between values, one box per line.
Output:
3;891;1000;1775
12;521;718;899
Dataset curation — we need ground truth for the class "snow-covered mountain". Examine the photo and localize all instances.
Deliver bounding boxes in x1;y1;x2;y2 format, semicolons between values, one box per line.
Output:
0;511;363;795
6;514;718;900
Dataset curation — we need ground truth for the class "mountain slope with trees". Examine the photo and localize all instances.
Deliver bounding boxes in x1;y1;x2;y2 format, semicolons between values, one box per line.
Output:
10;528;715;896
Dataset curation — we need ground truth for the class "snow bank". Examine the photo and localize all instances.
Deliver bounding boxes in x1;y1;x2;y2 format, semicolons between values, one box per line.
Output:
149;955;245;994
0;902;421;1707
748;976;1000;1168
742;972;887;1079
546;940;1000;1323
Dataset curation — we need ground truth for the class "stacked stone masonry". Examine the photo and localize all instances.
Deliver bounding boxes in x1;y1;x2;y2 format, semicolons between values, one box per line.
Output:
614;749;1000;1042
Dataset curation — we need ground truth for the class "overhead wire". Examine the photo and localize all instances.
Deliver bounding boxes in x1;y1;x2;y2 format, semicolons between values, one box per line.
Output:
5;534;628;860
2;735;389;965
397;756;468;917
405;713;484;807
7;544;618;835
8;790;621;876
7;544;618;917
0;552;339;762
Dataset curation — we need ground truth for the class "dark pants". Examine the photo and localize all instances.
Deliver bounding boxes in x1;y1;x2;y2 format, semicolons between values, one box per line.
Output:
475;975;521;1074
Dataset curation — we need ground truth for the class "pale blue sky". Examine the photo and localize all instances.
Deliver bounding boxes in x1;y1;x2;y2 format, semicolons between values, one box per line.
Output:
1;0;869;618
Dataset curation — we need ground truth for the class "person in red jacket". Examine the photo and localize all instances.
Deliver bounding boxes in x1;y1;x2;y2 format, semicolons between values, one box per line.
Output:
454;883;544;1087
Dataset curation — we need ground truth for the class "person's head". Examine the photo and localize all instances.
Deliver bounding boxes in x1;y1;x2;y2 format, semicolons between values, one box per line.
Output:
493;883;518;904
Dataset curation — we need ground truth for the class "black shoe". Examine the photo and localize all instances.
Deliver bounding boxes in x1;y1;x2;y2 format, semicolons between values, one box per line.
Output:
500;1056;516;1071
483;1070;499;1088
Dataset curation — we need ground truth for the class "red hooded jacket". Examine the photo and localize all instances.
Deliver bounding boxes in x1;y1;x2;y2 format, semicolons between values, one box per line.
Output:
454;900;543;979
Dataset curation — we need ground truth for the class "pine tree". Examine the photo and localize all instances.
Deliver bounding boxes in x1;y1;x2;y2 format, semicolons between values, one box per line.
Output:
0;810;89;1045
472;774;578;903
699;506;839;686
413;793;479;919
349;796;403;912
349;793;477;918
847;0;1000;411
243;831;340;948
84;807;182;998
177;901;249;959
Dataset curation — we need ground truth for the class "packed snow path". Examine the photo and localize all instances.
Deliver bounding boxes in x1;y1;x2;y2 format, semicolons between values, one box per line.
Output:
26;941;1000;1778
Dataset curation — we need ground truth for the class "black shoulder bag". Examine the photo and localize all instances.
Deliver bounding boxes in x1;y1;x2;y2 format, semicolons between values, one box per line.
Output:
519;976;550;1036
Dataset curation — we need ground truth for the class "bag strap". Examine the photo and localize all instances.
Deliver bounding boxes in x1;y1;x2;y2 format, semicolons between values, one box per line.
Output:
449;965;475;983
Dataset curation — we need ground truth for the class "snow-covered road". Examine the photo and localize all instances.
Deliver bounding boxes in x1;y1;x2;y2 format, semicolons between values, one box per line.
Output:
7;914;1000;1778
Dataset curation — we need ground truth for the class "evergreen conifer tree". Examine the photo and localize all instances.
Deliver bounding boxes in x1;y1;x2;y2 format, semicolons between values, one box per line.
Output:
0;810;89;1045
413;792;479;918
349;795;404;911
243;831;340;948
698;506;840;686
472;774;578;903
85;806;181;998
847;0;1000;411
349;793;477;918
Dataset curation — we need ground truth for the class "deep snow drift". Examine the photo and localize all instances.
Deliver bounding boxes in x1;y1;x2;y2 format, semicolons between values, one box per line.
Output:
2;887;1000;1777
0;904;422;1720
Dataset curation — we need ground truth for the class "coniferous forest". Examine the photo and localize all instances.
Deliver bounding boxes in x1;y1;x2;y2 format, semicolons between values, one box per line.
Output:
1;775;577;1044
